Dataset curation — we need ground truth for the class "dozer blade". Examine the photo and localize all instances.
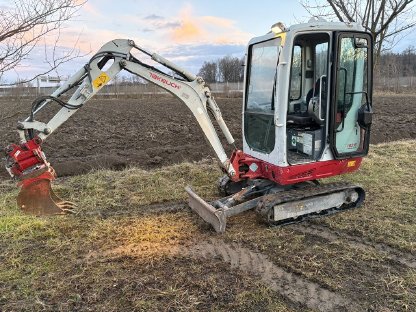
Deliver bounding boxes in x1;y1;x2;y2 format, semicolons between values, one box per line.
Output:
17;179;76;216
186;186;227;233
186;182;269;233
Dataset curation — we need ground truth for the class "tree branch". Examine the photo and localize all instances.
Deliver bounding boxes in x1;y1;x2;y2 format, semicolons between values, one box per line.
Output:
0;0;86;84
301;0;416;64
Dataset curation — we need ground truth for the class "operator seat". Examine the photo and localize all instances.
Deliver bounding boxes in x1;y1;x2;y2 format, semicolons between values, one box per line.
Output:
287;77;326;126
287;111;314;125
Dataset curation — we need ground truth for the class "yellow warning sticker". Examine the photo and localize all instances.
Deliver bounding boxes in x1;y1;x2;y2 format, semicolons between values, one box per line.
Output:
93;72;110;89
278;32;286;46
347;160;356;168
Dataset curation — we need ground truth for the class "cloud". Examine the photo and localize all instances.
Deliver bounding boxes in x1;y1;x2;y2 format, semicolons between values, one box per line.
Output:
142;21;182;33
144;14;165;20
140;13;182;33
81;2;101;17
1;3;252;82
7;42;245;83
166;5;252;45
5;45;90;83
171;20;202;42
202;16;234;29
158;43;246;74
38;25;137;55
163;43;245;59
158;21;182;29
0;4;12;10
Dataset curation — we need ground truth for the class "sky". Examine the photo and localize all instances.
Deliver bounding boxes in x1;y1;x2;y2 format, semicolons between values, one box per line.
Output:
2;0;311;82
2;0;415;83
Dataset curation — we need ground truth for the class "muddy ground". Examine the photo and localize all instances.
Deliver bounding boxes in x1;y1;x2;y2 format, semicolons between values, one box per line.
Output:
0;93;415;178
0;141;415;311
0;92;415;311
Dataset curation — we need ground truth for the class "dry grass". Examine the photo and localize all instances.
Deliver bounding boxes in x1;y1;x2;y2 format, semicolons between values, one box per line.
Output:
320;140;416;252
0;160;294;311
222;140;416;310
0;140;415;311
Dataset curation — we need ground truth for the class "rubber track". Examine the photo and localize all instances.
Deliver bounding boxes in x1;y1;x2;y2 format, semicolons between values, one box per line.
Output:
256;182;365;226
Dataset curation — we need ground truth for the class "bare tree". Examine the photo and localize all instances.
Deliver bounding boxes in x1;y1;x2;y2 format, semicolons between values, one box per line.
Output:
0;0;85;84
218;56;244;83
301;0;416;64
197;61;218;83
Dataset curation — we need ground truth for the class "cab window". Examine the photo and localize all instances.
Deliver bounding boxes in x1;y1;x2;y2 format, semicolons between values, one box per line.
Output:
244;37;281;153
289;45;302;100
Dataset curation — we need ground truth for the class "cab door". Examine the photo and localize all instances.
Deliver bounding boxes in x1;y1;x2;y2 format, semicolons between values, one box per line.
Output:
330;32;373;158
244;37;281;154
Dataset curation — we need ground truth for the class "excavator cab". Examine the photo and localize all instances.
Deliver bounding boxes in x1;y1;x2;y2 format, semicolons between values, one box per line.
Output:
243;23;373;170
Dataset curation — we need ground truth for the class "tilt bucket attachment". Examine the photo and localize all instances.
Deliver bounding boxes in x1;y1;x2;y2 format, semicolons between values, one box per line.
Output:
17;168;76;216
6;138;76;216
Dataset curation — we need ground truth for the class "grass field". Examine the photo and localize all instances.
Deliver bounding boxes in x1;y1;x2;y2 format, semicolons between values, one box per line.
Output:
0;140;415;311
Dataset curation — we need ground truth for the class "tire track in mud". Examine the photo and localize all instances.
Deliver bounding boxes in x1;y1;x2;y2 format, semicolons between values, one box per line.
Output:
184;239;359;312
293;223;416;269
88;202;187;217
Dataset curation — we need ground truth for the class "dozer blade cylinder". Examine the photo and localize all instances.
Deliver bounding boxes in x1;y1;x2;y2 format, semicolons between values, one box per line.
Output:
185;186;227;233
17;179;76;216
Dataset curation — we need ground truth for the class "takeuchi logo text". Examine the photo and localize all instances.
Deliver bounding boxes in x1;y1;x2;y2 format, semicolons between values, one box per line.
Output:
149;72;181;90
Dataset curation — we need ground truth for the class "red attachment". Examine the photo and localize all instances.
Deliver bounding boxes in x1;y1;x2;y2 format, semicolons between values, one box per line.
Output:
17;168;56;187
5;137;52;179
5;138;75;216
230;149;362;185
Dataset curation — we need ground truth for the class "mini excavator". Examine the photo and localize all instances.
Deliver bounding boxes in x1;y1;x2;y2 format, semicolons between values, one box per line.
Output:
5;20;373;232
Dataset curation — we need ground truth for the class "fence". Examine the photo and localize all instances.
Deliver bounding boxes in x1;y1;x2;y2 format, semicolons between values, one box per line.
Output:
2;77;415;98
0;82;244;99
374;75;416;93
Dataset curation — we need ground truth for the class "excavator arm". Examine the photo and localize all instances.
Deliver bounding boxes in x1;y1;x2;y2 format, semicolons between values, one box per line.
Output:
5;39;237;215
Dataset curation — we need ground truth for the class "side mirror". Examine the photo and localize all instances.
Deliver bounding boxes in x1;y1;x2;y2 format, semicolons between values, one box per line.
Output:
358;104;373;128
354;37;368;49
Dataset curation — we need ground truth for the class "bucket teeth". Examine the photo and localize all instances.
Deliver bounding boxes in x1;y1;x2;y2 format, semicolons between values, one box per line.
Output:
17;179;76;216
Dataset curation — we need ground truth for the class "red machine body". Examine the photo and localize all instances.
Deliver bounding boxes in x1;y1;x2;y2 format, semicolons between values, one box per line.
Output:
230;150;362;185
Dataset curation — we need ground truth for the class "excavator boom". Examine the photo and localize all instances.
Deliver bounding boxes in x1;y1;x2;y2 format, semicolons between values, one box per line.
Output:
5;39;237;215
